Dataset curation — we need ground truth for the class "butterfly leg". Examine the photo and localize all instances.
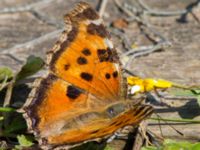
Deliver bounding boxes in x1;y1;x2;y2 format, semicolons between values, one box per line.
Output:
114;125;134;140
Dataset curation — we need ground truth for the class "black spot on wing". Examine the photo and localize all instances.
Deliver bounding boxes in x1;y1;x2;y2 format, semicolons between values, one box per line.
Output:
105;73;111;79
66;85;82;100
64;64;70;70
107;48;117;62
80;72;93;81
82;48;91;56
77;56;87;65
97;49;107;62
97;48;119;63
113;71;118;78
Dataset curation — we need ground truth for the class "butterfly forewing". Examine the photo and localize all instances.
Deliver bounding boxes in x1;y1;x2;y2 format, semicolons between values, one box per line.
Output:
47;2;122;101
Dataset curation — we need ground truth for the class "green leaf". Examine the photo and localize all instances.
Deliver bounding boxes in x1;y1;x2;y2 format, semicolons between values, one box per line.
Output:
104;145;113;150
142;139;200;150
141;146;158;150
17;134;33;147
165;140;200;150
191;89;200;95
164;139;192;149
3;114;27;135
0;67;13;81
16;55;44;81
192;143;200;150
0;107;15;112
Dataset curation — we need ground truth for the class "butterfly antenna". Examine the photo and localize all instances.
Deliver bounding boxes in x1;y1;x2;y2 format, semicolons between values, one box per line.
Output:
155;113;184;136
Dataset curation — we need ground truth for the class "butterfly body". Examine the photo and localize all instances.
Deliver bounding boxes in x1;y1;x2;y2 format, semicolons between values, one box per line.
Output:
23;2;153;149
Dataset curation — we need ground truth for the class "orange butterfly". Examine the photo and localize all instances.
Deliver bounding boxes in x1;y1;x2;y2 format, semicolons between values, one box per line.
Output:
23;2;153;149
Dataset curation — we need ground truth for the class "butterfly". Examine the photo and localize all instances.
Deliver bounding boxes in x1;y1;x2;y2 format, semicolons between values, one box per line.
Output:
23;2;153;149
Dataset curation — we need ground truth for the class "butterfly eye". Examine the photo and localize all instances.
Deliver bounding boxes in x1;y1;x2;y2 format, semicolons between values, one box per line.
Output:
108;108;114;115
106;104;125;118
107;107;117;118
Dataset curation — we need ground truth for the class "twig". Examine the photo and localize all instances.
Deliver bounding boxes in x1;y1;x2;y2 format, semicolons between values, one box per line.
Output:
110;27;132;50
114;0;170;45
0;29;62;55
175;1;200;23
30;10;63;28
117;2;148;25
123;69;137;76
123;41;171;69
122;45;156;56
0;0;54;14
132;121;148;150
155;113;184;136
16;77;38;85
0;77;39;92
98;0;108;17
140;25;168;43
190;10;200;24
114;0;135;17
147;130;164;142
137;0;187;16
0;76;8;91
121;42;170;57
5;53;24;65
0;0;60;28
3;80;15;107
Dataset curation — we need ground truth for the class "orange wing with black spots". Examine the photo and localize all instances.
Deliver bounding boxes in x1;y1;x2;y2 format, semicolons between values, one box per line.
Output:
23;2;153;150
47;2;122;101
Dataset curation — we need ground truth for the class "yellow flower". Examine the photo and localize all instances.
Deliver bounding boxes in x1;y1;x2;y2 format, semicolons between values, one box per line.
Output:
127;76;172;94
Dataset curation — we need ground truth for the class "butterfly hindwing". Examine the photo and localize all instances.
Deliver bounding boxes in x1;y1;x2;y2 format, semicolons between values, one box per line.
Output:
24;74;153;149
48;104;153;147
